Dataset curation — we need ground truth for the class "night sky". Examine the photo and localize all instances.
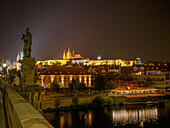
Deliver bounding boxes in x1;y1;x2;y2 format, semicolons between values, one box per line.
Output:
0;0;170;62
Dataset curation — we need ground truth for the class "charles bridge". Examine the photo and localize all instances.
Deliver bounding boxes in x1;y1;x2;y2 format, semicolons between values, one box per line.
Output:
0;85;54;128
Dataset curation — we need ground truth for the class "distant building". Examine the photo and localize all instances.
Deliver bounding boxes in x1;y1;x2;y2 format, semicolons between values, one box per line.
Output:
135;57;143;65
86;65;121;75
131;65;167;87
87;59;135;66
39;66;92;88
36;47;90;66
63;47;83;60
36;59;69;67
36;47;142;67
16;50;24;70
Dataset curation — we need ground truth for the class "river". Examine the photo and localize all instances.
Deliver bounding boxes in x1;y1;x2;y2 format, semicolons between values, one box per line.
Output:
43;99;170;128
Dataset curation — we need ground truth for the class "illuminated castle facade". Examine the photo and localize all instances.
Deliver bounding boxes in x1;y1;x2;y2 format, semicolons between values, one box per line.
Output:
36;47;143;67
63;47;82;59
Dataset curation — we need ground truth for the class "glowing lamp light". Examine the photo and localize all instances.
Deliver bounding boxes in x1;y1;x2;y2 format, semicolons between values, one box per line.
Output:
3;63;6;67
97;55;101;60
127;87;130;90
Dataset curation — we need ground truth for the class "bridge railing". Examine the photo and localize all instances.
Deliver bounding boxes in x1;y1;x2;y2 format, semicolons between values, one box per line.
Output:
4;86;53;128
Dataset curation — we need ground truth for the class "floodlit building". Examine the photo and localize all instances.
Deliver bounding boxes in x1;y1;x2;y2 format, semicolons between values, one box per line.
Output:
39;66;92;88
131;65;167;87
36;46;142;67
36;59;69;67
63;47;83;60
135;57;143;65
86;59;135;66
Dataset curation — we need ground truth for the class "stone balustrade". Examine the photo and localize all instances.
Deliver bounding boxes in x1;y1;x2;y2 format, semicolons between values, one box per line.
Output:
4;87;53;128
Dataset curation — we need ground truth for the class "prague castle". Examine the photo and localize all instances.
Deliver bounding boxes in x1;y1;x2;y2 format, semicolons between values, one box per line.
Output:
35;47;142;67
63;47;83;59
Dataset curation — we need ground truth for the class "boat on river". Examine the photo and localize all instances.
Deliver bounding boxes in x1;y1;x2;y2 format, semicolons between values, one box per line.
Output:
108;86;166;105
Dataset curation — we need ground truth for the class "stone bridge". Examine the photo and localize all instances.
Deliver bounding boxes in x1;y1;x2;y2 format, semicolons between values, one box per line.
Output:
0;87;53;128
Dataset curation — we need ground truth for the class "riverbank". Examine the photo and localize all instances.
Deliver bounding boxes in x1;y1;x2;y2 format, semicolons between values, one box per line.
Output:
43;93;166;112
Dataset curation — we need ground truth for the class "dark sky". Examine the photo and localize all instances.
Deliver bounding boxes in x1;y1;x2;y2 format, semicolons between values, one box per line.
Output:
0;0;170;62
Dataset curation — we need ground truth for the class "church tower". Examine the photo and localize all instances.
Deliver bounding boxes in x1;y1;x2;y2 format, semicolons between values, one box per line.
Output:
17;52;20;62
63;50;66;59
66;47;71;59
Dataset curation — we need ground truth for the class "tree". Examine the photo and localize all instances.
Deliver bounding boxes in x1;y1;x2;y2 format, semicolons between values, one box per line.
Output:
72;62;79;67
68;78;79;92
72;95;79;106
65;60;72;66
94;74;106;91
51;81;59;92
55;99;60;108
92;95;104;105
55;61;61;66
107;97;114;105
39;62;43;66
77;82;87;92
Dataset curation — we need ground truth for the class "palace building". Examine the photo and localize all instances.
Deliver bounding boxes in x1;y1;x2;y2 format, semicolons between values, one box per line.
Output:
39;65;92;88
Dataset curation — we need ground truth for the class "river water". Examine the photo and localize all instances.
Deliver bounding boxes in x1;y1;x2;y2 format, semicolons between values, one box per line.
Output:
43;99;170;128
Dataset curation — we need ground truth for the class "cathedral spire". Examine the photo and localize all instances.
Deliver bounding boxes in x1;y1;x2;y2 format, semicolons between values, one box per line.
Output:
17;52;20;62
63;50;66;59
68;46;70;53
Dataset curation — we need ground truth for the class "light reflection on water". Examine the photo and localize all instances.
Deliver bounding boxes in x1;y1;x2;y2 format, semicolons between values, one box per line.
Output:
112;107;158;127
43;100;170;128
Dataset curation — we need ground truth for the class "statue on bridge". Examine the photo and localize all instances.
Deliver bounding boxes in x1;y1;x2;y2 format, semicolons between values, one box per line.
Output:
21;25;32;57
21;24;36;86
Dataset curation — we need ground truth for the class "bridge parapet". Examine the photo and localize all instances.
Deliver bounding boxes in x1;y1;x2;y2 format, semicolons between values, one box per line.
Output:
4;87;53;128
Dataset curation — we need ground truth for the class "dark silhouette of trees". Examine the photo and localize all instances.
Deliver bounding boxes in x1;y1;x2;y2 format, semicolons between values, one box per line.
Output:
94;74;106;91
51;81;59;93
68;78;87;92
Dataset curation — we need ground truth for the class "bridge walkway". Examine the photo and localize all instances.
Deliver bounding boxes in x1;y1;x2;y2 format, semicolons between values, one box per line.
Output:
0;101;7;128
